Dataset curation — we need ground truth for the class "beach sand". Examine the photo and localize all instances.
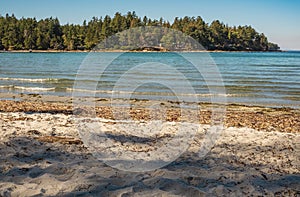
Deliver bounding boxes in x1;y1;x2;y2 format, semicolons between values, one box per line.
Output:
0;93;299;196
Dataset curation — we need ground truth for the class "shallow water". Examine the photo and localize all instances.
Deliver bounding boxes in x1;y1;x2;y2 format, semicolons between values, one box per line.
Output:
0;51;299;108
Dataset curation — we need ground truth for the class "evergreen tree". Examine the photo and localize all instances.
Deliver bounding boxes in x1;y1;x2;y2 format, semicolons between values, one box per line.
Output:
0;13;280;51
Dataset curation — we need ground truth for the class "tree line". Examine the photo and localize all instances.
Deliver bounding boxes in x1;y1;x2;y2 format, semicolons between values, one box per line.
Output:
0;12;280;51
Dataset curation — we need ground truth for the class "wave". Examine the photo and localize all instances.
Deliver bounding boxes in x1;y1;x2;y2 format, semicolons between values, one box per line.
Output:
68;88;229;97
0;77;59;83
0;85;55;92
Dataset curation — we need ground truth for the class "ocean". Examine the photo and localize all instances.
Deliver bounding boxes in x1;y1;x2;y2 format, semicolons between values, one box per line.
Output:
0;51;299;108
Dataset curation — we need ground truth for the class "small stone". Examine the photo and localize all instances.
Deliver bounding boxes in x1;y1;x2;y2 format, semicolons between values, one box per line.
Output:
215;185;226;196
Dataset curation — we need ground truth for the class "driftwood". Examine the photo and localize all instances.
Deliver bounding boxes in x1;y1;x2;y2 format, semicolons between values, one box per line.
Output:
34;136;83;145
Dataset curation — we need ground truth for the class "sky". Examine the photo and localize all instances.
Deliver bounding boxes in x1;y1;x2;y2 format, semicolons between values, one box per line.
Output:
0;0;299;50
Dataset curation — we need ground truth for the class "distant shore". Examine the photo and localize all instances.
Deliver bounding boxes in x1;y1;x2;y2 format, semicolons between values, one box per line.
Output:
0;49;284;53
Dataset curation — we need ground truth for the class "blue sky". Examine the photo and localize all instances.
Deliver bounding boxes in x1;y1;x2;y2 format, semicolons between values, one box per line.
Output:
1;0;299;50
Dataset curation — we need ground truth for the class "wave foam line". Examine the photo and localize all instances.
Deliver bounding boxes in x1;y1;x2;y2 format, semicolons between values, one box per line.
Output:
0;77;59;83
0;85;55;92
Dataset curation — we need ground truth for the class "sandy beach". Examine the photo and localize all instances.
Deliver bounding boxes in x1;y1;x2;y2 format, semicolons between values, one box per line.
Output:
1;0;300;196
0;93;299;196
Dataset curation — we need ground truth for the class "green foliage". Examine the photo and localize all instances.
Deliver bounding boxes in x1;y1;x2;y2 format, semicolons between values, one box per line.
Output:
0;13;279;51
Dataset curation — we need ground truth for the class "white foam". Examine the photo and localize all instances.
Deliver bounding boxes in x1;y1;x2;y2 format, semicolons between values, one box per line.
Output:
0;77;58;83
0;85;55;91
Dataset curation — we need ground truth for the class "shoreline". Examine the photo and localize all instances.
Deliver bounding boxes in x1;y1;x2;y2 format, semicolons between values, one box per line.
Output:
0;49;285;53
1;92;298;110
0;92;299;133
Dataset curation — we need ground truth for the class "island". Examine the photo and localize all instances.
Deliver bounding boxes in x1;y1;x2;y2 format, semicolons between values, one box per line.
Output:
0;12;280;52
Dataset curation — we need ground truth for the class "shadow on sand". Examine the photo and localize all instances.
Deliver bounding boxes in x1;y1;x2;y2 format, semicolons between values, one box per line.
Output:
0;133;299;196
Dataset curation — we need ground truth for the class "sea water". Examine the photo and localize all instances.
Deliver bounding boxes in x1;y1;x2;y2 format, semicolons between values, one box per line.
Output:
0;51;299;108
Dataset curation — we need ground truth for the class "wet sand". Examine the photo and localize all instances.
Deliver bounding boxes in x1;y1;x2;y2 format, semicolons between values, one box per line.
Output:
0;93;299;196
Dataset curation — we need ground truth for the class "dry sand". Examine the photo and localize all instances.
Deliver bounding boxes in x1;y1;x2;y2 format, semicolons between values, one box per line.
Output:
0;95;299;196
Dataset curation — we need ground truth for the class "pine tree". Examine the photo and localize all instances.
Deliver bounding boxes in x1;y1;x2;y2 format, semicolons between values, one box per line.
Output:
0;13;280;51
